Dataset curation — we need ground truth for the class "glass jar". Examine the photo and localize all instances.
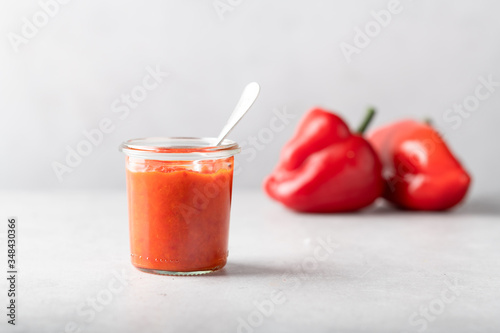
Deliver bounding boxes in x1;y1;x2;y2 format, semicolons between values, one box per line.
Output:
120;137;240;275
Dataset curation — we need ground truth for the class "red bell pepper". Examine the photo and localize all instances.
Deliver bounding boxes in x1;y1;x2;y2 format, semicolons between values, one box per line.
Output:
264;107;384;212
368;120;471;210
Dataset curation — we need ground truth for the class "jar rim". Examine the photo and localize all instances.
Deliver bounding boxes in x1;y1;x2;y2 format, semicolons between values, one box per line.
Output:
120;137;241;160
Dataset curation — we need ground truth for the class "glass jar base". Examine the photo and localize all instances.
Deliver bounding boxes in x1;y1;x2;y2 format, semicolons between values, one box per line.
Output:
136;267;221;276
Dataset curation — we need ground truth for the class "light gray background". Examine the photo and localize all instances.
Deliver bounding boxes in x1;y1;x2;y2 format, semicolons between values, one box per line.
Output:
1;0;499;197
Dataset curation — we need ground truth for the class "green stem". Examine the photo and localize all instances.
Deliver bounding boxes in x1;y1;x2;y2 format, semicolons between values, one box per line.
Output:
424;118;433;126
357;107;376;134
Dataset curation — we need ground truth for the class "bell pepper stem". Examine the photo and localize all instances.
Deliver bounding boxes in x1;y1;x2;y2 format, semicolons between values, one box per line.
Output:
357;108;376;134
424;118;433;126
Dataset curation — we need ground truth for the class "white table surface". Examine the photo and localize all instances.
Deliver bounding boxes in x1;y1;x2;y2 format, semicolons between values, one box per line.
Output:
1;189;500;333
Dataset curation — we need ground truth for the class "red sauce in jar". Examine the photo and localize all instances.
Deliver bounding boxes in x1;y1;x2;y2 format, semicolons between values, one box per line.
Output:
126;157;234;274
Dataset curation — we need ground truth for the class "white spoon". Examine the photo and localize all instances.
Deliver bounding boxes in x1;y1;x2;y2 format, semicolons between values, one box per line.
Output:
215;82;260;146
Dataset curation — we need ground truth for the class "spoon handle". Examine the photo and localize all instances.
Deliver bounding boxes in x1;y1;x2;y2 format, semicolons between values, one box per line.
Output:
216;82;260;146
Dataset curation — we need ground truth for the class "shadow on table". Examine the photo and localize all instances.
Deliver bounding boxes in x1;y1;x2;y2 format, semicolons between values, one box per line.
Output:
211;262;286;277
364;194;500;217
453;196;500;216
